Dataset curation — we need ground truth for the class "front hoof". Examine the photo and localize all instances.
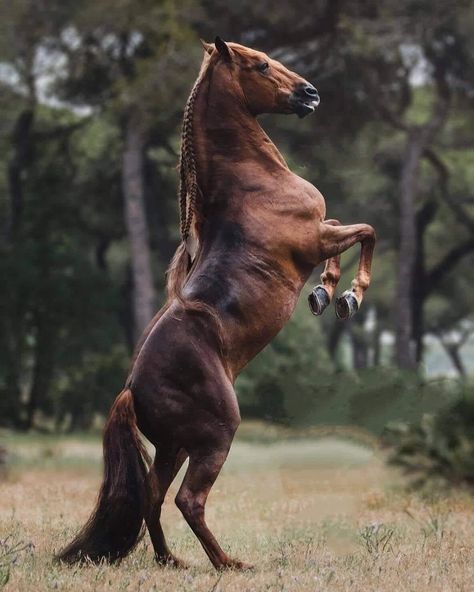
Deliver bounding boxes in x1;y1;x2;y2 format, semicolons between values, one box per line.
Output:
335;290;359;320
308;285;330;316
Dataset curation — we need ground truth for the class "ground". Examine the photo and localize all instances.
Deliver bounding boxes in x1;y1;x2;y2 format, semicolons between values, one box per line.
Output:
1;424;474;591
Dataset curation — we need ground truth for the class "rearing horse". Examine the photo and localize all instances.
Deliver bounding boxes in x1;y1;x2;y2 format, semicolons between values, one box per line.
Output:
58;38;375;570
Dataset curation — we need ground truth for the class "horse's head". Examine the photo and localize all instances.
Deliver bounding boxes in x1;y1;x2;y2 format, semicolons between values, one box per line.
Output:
202;37;320;119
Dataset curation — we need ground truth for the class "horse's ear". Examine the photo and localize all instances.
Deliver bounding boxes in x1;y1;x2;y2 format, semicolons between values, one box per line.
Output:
215;36;232;62
200;39;213;55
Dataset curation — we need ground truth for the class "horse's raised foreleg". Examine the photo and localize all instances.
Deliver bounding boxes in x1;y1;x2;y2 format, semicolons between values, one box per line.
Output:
308;219;342;316
319;221;376;319
145;448;188;567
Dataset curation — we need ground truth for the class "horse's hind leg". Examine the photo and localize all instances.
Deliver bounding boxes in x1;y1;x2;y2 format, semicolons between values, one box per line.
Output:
308;219;342;316
175;443;252;570
145;447;188;567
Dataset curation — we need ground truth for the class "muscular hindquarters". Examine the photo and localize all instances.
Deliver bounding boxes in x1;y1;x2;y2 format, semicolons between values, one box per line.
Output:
129;308;240;451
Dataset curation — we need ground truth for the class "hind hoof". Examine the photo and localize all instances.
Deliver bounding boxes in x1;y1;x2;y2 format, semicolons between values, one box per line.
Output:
219;559;254;571
335;290;359;320
156;554;188;569
308;285;330;316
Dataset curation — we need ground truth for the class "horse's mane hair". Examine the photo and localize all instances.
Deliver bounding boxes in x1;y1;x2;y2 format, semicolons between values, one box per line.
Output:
176;43;256;253
176;44;251;248
160;53;226;358
165;56;211;303
178;59;210;244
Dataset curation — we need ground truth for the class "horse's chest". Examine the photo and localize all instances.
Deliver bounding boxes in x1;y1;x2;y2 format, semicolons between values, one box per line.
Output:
266;179;326;257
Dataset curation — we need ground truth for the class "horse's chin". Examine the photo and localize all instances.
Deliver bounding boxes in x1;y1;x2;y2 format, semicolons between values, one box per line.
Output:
291;98;320;118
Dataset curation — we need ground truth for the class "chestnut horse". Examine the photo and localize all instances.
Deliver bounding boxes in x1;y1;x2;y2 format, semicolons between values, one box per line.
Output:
58;37;375;570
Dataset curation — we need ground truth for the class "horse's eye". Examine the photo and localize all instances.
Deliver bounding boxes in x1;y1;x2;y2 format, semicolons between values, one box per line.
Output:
257;61;269;73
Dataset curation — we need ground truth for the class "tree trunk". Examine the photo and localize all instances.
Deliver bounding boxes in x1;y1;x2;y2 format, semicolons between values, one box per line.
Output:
372;323;382;367
25;310;56;430
0;360;22;428
349;315;368;370
395;133;423;370
1;106;36;426
6;108;35;241
442;343;466;379
144;153;176;264
122;113;155;343
413;199;438;364
326;320;346;370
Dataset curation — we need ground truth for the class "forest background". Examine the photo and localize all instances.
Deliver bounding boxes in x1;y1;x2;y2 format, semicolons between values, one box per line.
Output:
1;0;473;434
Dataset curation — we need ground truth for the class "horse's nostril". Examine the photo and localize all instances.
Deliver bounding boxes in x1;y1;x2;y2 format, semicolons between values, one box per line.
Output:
295;83;319;99
304;84;318;97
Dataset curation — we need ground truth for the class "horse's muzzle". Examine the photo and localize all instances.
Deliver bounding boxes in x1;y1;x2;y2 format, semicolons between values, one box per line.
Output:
289;83;320;118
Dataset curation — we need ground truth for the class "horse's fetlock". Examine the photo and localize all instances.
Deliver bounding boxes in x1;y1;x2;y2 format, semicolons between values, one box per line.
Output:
321;269;341;286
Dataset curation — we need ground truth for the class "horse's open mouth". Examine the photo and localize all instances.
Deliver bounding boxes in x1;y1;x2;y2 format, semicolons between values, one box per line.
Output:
290;96;320;118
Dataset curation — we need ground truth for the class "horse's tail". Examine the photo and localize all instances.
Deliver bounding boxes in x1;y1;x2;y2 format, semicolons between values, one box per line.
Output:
166;240;192;301
57;389;150;564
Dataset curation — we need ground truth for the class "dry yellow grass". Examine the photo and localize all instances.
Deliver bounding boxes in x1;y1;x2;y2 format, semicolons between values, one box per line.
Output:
2;428;474;591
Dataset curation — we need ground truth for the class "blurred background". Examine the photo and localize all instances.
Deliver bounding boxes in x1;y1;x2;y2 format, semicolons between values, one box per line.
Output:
2;3;474;589
0;0;474;468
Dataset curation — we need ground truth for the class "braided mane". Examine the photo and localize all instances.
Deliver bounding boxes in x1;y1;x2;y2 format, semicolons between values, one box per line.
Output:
165;56;212;303
128;56;221;376
162;54;225;357
178;61;209;245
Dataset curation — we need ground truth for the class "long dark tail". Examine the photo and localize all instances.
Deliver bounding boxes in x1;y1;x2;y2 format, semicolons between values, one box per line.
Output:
57;389;150;564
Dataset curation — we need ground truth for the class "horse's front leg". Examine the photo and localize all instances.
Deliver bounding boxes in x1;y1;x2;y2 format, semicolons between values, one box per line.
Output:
317;221;376;320
308;219;342;316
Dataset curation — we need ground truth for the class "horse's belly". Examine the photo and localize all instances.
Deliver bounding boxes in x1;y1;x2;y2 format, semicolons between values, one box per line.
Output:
223;285;300;375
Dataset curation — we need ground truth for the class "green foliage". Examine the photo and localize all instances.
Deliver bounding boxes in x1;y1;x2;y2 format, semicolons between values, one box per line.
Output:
385;383;474;487
0;103;130;428
1;0;474;431
238;327;457;433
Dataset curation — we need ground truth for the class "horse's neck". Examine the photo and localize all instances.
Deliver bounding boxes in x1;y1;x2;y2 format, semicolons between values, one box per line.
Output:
192;71;288;197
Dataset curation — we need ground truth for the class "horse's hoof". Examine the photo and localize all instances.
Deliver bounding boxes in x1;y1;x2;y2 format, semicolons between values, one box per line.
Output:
308;285;330;316
219;559;254;571
335;290;359;320
156;554;188;569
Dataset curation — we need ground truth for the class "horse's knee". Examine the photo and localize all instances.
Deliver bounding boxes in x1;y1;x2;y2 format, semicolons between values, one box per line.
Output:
363;224;376;243
175;490;204;523
174;490;189;516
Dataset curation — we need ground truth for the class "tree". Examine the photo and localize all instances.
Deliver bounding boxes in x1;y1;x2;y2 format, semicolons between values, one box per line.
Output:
345;1;474;369
54;0;199;341
0;0;72;426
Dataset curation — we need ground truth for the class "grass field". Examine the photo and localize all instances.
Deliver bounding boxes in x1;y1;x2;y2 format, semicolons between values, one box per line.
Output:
1;424;474;591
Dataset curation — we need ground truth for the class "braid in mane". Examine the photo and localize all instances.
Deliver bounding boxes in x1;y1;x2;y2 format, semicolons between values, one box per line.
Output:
153;54;226;367
178;70;205;243
166;62;208;303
